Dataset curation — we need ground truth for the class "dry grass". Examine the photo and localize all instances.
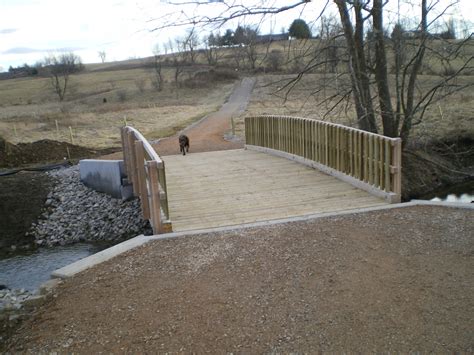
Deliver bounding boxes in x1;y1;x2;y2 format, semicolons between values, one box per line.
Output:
0;67;234;148
235;73;474;143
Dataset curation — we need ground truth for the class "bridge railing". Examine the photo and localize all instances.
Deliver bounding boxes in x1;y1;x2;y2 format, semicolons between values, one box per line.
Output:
245;115;402;203
121;126;171;234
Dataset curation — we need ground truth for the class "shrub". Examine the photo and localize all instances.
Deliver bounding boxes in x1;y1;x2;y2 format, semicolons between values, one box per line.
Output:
116;89;127;102
134;78;146;93
266;50;284;72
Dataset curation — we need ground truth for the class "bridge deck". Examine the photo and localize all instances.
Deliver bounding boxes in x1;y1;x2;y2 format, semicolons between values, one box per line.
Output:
164;149;388;232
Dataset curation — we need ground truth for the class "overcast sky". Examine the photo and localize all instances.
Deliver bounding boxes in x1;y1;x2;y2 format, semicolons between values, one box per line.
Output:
1;0;473;72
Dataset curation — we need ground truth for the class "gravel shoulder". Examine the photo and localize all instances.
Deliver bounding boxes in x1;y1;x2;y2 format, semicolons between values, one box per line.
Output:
6;205;473;352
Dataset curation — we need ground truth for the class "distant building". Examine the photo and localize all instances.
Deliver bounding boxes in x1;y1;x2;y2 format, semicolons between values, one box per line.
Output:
255;33;289;43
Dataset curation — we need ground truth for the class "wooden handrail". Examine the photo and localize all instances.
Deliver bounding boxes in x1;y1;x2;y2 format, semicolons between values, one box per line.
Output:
245;115;402;203
121;126;171;234
124;126;163;165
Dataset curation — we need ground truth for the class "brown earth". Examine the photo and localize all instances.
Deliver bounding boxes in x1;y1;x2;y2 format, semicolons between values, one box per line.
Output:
0;137;119;254
0;171;53;255
0;137;118;169
4;205;473;353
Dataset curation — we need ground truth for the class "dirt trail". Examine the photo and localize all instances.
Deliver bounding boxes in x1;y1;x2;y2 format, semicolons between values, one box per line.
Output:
152;77;255;156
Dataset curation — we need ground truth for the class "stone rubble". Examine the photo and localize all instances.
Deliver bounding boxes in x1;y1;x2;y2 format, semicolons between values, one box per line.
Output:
0;288;32;312
26;165;152;247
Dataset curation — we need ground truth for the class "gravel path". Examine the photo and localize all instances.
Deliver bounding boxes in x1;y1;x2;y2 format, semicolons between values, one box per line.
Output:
6;205;473;352
151;77;255;156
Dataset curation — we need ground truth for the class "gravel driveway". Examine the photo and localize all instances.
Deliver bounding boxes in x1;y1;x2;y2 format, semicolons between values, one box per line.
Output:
6;205;473;352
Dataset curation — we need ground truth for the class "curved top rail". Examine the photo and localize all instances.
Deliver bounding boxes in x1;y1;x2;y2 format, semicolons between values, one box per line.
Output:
124;126;163;163
246;115;401;144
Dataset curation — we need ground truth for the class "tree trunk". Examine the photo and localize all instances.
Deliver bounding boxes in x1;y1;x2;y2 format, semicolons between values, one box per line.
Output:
334;0;377;133
372;0;397;137
400;0;427;145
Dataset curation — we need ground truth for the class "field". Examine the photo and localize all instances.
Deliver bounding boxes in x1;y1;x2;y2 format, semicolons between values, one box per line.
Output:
1;37;473;151
0;65;235;148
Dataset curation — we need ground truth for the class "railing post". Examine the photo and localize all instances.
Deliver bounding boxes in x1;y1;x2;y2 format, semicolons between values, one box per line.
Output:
147;160;161;234
120;127;130;177
134;140;150;220
158;162;169;221
391;138;402;202
127;130;139;196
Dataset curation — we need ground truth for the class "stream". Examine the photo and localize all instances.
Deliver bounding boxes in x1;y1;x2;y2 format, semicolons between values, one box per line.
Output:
0;243;106;292
422;180;474;203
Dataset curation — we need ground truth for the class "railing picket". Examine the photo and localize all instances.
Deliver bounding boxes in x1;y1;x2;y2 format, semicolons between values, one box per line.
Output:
378;138;385;190
384;139;391;191
373;137;380;187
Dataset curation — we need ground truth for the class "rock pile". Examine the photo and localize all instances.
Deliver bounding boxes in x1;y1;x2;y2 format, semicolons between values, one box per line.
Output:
27;165;152;247
0;288;31;312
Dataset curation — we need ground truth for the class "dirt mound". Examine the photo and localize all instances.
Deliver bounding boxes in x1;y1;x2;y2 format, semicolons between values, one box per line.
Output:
0;171;52;254
0;137;119;169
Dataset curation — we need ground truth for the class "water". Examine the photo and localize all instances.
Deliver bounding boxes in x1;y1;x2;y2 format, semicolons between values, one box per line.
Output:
431;193;473;203
0;243;104;291
424;180;474;204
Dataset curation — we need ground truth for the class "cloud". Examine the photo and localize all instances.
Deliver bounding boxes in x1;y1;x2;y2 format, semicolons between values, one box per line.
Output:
2;46;84;54
2;47;45;54
0;28;18;35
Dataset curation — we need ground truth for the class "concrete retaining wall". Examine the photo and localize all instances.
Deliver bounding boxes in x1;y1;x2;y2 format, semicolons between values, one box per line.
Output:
79;159;132;200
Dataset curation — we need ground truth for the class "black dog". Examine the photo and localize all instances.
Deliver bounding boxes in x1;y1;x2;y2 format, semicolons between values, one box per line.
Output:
179;134;190;155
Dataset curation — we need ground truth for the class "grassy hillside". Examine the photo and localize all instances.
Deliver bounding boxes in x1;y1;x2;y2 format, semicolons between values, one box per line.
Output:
0;65;235;148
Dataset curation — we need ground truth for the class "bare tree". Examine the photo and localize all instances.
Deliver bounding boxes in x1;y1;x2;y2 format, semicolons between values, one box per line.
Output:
181;27;201;64
43;52;83;101
203;32;223;65
152;44;164;91
151;0;473;145
98;50;106;63
171;39;185;93
242;26;259;69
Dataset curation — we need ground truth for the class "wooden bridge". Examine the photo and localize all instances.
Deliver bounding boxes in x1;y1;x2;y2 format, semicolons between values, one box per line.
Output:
121;116;402;234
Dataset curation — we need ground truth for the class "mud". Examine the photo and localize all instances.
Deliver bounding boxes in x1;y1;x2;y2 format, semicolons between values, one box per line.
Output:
0;171;52;256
